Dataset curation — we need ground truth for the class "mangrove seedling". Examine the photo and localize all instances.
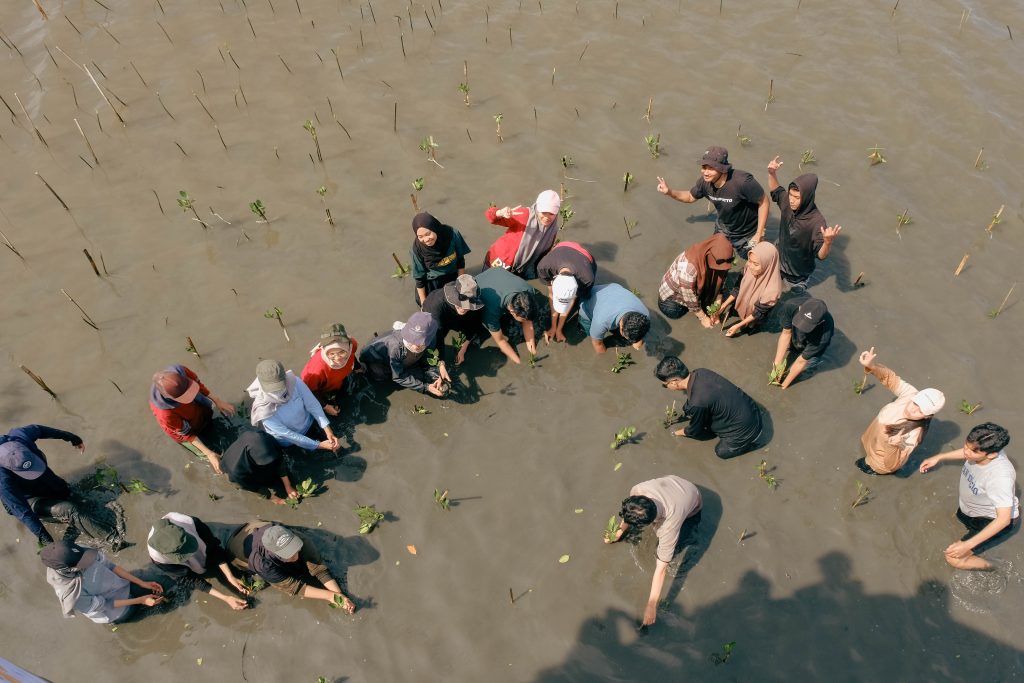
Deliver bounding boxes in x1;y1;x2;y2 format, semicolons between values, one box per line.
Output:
987;282;1016;318
249;198;269;223
768;360;787;386
560;154;575;170
434;488;450;511
867;145;886;165
959;399;981;415
452;331;468;352
316;186;335;226
705;301;722;317
663;401;679;429
412;404;431;415
604;516;620;543
411;177;425;192
458;82;470;106
624;217;637;239
354;504;384;534
494;113;503;142
126;478;155;494
764;78;776;111
757;460;778;490
736;125;752;146
303;119;324;163
853;373;868;395
896;209;912;233
425;349;440;366
611;352;635;374
643;133;660;159
799;149;816;169
610;425;637;450
89;465;122;491
391;252;412;278
419;136;444;168
710;641;736;666
177;190;209;229
986;205;1004;236
559;204;574;227
240;575;267;593
264;307;291;342
974;148;987;171
851;481;870;508
295;477;319;499
329;594;350;609
185;336;200;358
527;352;537;369
622;171;634;192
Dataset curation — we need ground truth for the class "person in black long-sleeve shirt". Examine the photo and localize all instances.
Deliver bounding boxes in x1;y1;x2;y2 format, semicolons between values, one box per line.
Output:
422;274;485;366
656;357;763;459
0;424;124;547
147;514;250;610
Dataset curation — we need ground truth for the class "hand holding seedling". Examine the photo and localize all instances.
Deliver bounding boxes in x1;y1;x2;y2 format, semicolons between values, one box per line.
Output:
213;397;237;416
858;347;877;370
139;594;167;607
427;378;447;397
603;516;625;544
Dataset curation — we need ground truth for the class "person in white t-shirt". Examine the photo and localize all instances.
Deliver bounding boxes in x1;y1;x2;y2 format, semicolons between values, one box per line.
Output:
604;476;702;626
919;423;1018;570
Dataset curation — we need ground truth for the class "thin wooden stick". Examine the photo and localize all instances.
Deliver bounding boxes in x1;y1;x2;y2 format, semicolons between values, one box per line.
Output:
74;118;99;166
60;288;99;329
14;93;47;147
20;366;57;400
853;271;865;287
130;61;148;87
194;93;216;122
953;254;969;277
35;173;70;212
391;252;405;270
0;228;24;260
986;205;1004;236
32;0;49;19
973;148;984;169
410;194;419;212
82;249;102;277
992;283;1016;317
186;336;201;358
84;64;125;126
152;189;164;215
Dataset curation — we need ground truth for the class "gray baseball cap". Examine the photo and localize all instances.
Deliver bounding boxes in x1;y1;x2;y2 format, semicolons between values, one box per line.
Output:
262;525;303;559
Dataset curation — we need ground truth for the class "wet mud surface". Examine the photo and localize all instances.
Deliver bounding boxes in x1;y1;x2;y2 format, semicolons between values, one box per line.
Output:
1;1;1023;681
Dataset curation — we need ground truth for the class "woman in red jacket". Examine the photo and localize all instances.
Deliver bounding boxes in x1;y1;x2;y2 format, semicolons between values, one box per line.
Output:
149;366;237;473
484;189;561;279
300;323;360;417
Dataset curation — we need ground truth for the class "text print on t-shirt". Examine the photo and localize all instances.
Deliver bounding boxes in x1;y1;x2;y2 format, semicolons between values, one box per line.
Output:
962;463;980;496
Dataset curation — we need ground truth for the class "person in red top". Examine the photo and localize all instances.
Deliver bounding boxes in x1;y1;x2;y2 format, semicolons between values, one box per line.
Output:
300;323;360;417
484;189;561;279
149;365;237;474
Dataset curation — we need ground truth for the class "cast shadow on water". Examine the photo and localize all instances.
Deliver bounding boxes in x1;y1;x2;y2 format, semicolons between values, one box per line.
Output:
65;439;177;497
533;551;1024;683
893;420;963;479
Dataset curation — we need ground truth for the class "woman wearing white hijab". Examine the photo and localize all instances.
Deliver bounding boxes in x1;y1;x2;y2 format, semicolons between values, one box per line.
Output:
247;359;340;453
484;189;561;279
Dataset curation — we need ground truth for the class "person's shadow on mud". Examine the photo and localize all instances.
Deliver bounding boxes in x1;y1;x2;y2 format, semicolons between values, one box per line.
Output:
532;550;1024;682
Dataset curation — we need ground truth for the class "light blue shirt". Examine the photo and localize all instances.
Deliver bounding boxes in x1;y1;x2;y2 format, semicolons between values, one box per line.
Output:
578;283;648;339
261;378;330;450
72;552;130;623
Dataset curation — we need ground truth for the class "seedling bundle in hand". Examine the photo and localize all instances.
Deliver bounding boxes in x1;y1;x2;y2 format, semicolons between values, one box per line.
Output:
768;360;787;386
604;516;619;542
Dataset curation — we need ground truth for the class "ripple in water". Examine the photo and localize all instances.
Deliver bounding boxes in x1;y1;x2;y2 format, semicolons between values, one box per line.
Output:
950;559;1017;614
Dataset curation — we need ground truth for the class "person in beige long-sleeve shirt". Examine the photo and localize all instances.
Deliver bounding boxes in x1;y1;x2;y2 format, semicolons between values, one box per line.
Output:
857;347;945;475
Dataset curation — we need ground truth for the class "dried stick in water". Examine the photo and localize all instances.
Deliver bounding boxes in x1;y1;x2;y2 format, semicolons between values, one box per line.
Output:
21;366;57;400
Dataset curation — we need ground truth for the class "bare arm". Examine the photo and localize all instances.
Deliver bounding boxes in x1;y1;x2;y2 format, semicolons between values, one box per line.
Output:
817;225;841;260
780;355;808;389
755;192;770;242
773;329;792;366
946;508;1012;557
919;447;966;473
591;337;608;354
642;559;671;626
767;156;782;192
187;435;223;474
656;177;696;203
489;329;522;364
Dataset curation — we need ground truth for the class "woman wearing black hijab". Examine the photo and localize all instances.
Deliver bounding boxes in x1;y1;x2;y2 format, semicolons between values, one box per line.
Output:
219;431;298;504
409;212;472;305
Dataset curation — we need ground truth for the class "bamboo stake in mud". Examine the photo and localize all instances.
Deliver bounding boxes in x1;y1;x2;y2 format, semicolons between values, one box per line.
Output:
60;288;99;329
986;205;1004;236
130;61;148;87
764;79;775;112
410;194;419;213
74;118;99;166
194;92;216;122
331;48;344;80
215;125;228;151
953;254;969;277
156;92;175;120
14;93;47;147
391;252;406;271
186;336;201;358
82;249;101;277
151;189;164;215
157;20;173;45
393;102;397;132
32;0;48;19
509;587;514;604
974;148;985;170
642;97;652;122
1;228;24;260
35;173;71;212
109;379;124;395
578;41;589;62
853;271;866;287
84;63;125;126
989;283;1016;318
21;366;57;400
64;15;82;35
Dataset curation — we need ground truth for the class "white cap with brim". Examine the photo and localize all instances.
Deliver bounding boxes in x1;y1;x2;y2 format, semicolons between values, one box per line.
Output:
0;441;46;480
551;274;578;314
912;388;945;416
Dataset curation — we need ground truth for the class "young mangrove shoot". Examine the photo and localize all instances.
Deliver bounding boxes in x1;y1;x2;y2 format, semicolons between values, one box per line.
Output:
867;145;886;165
643;134;660;159
623;171;634;192
768;360;787;386
316;186;335;226
264;307;291;342
458;82;470;106
852;481;870;508
433;488;450;511
610;352;635;374
736;125;752;146
624;217;637;239
959;399;981;415
494;113;503;142
249;199;269;223
354;504;384;534
412;404;431;415
604;516;620;543
178;191;209;229
419;136;444;168
799;149;816;169
303;119;324;163
663;400;678;428
610;425;637;450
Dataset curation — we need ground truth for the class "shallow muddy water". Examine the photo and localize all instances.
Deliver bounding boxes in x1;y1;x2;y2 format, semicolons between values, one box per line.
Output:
1;0;1023;681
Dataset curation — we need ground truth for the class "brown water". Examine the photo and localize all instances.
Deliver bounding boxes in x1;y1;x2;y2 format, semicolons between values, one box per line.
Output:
1;0;1023;681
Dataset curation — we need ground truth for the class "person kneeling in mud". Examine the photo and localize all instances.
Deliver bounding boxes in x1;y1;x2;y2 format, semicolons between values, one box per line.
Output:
147;513;250;610
919;423;1018;571
656;357;763;459
605;476;702;626
149;365;238;473
226;521;356;612
220;431;298;504
856;346;945;475
475;266;546;365
1;424;126;549
42;540;165;623
359;311;450;397
768;297;834;389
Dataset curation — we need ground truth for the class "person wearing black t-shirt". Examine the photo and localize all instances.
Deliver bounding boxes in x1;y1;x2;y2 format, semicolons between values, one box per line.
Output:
422;274;485;365
656;357;763;459
656;146;769;258
770;298;834;389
